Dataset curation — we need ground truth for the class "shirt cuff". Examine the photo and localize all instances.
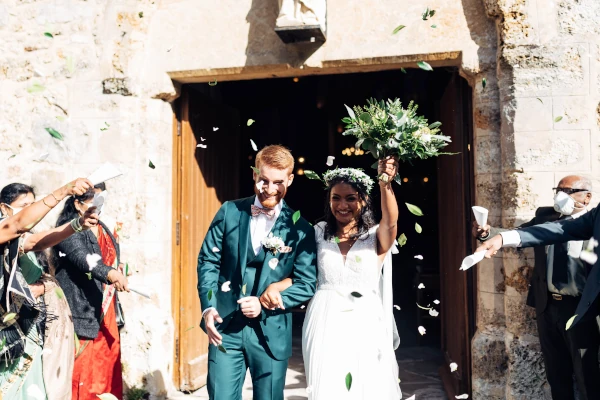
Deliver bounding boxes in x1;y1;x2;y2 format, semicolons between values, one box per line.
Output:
500;230;521;247
202;307;215;319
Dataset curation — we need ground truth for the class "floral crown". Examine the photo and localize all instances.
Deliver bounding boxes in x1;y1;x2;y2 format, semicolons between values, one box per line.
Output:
305;167;375;194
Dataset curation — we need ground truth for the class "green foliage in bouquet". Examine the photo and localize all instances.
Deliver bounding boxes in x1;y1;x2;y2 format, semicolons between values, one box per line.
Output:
341;98;453;164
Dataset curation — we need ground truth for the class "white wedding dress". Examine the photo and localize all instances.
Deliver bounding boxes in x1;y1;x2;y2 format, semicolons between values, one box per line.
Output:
302;222;402;399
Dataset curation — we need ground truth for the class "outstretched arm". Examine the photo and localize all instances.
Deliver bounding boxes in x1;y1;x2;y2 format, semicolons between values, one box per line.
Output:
24;208;99;252
377;156;399;255
279;225;317;309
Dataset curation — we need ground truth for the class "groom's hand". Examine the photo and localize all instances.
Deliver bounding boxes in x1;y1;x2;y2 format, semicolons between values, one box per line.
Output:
237;296;262;318
204;309;223;346
475;234;503;258
260;288;285;311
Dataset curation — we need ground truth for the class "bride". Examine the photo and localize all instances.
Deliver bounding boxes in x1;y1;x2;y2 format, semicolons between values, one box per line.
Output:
261;157;402;399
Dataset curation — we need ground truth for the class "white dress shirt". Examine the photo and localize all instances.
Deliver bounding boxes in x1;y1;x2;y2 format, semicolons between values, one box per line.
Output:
250;197;283;255
500;209;587;295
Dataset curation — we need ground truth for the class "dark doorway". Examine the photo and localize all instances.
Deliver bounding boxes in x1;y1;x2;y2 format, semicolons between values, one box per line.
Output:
181;67;474;398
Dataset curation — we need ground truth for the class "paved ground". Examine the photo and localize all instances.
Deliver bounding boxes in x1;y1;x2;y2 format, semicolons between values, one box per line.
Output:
186;336;447;399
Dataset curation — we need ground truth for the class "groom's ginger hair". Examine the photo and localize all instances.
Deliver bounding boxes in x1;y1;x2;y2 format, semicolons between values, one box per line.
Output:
255;145;295;173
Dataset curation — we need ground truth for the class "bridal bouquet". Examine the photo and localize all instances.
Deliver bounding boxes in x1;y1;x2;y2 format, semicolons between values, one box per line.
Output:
342;98;453;183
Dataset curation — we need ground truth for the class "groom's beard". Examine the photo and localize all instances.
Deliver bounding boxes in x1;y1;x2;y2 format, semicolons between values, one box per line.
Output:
254;186;287;209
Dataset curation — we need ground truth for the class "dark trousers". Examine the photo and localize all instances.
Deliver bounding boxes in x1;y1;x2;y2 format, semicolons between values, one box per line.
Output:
537;294;600;400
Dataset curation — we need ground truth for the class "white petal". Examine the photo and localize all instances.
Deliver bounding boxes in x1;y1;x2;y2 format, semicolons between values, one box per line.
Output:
38;152;50;161
27;384;45;400
406;396;415;400
250;139;258;152
417;283;425;289
268;258;279;270
326;156;335;166
429;309;439;317
450;362;458;372
393;305;401;310
414;255;424;260
212;247;220;253
200;137;206;141
456;395;469;399
59;251;66;257
580;250;598;264
433;299;440;304
213;127;219;131
221;281;231;292
256;180;264;192
418;326;426;335
197;144;207;148
86;253;102;271
300;305;306;309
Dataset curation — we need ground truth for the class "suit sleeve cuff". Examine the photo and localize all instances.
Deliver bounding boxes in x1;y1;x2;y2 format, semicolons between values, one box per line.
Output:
500;230;521;247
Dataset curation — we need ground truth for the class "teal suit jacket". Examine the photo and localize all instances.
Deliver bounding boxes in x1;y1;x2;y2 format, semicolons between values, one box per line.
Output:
197;196;317;360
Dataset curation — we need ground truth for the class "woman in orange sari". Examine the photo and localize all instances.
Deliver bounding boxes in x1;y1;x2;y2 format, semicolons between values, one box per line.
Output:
53;188;128;399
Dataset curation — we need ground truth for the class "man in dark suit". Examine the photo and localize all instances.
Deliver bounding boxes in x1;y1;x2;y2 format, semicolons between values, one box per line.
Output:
475;175;600;400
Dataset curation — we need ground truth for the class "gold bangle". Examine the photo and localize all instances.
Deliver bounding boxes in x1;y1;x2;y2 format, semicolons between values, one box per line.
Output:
50;192;60;203
42;197;53;209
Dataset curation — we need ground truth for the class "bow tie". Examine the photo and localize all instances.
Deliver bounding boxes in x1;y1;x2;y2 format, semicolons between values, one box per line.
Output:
251;205;275;219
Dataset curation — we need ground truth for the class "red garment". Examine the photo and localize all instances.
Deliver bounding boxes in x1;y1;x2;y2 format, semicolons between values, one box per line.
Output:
72;226;123;400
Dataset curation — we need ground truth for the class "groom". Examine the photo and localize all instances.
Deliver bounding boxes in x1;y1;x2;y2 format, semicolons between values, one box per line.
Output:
197;145;317;400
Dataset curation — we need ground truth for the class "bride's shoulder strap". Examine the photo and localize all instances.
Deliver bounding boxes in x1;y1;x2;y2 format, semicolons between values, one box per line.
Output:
313;221;327;239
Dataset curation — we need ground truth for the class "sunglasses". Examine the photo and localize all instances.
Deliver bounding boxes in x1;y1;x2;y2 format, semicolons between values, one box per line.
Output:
553;187;589;195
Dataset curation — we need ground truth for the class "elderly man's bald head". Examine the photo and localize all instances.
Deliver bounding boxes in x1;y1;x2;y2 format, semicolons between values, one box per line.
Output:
556;175;592;208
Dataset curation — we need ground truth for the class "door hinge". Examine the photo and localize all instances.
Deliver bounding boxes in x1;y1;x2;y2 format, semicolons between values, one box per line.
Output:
177;120;182;136
175;337;179;364
176;221;180;245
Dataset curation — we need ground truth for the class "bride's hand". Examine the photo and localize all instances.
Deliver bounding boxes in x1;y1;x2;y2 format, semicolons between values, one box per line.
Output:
378;156;399;183
259;284;285;310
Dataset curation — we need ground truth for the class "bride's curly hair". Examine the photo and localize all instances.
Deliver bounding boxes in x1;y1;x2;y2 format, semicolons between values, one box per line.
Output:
323;177;376;241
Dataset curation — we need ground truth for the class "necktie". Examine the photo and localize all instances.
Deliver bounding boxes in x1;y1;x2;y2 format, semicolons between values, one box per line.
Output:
251;205;275;219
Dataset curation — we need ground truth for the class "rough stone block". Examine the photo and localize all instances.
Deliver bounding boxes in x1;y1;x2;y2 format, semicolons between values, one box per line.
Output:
512;97;553;132
472;326;508;385
513;131;591;172
474;173;502;218
478;291;505;327
500;172;555;217
552;96;594;130
505;332;548;400
478;257;506;294
505;293;537;336
102;78;133;96
502;253;533;297
474;134;501;174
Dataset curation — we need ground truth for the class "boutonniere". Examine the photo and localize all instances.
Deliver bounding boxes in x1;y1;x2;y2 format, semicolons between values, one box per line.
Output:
261;233;292;255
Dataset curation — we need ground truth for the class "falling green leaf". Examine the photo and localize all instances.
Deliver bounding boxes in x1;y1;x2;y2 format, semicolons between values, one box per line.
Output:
344;104;356;120
45;127;64;141
74;332;81;354
415;223;422;234
345;372;353;391
55;287;65;299
27;83;46;93
417;61;433;71
247;119;255;126
292;210;301;224
208;289;213;301
400;68;407;74
304;170;322;181
97;394;119;400
405;203;424;216
138;12;144;18
355;256;362;263
334;237;340;244
56;115;66;122
241;284;247;295
44;32;53;38
85;272;92;280
422;7;430;20
537;98;543;104
8;154;16;160
2;313;16;323
431;24;437;28
251;166;260;174
554;116;563;123
397;233;407;247
208;80;218;86
482;78;487;89
66;55;75;74
565;314;577;330
392;25;406;34
350;292;363;298
217;344;227;353
148;160;156;169
185;326;195;332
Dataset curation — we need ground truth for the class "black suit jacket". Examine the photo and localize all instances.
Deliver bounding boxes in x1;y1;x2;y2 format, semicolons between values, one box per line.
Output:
517;206;600;328
481;207;560;315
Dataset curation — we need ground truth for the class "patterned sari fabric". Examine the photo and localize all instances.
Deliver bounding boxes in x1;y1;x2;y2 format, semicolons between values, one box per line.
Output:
71;226;123;400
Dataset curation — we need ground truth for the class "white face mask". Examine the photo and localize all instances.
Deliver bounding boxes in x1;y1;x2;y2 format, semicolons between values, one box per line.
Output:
553;191;585;216
5;204;23;216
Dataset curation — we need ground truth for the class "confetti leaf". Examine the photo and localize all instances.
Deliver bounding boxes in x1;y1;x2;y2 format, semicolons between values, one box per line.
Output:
417;61;433;71
44;32;53;38
292;210;301;224
247;119;255;127
208;289;213;301
355;256;362;263
66;55;75;74
27;83;46;93
304;170;322;181
397;233;407;247
350;291;363;298
414;255;423;260
2;313;16;323
433;299;440;304
345;372;352;391
431;24;437;28
344;104;356;120
45;127;64;141
418;283;425;289
97;394;119;400
326;155;335;166
221;281;231;292
392;25;406;34
251;166;260;174
138;12;144;18
334;237;340;244
55;287;65;299
455;395;469;399
250;139;258;151
405;203;424;216
56;115;65;122
400;68;407;74
565;314;577;330
482;77;487;89
86;273;92;280
416;303;432;311
242;283;247;295
217;344;227;353
394;305;401;310
185;326;195;332
74;332;80;354
537;98;543;104
148;160;156;169
8;154;16;160
429;309;439;317
554;116;563;123
208;80;218;86
415;222;422;233
450;362;458;372
418;326;426;335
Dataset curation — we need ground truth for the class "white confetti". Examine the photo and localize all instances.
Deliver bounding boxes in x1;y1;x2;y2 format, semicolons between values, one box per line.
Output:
300;305;306;309
86;253;102;271
580;250;598;264
250;139;258;151
450;362;458;372
200;137;207;141
221;281;231;292
38;152;50;161
59;251;66;257
213;127;219;131
41;348;53;356
456;395;469;399
418;326;426;335
256;180;265;193
27;384;45;400
414;255;423;260
406;396;415;400
306;386;313;394
197;144;207;149
429;309;439;317
268;258;279;270
393;305;401;310
433;299;440;304
417;283;425;289
326;156;335;166
212;247;220;253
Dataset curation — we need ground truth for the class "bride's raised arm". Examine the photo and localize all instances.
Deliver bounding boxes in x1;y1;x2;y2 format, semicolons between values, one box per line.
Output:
376;156;399;256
